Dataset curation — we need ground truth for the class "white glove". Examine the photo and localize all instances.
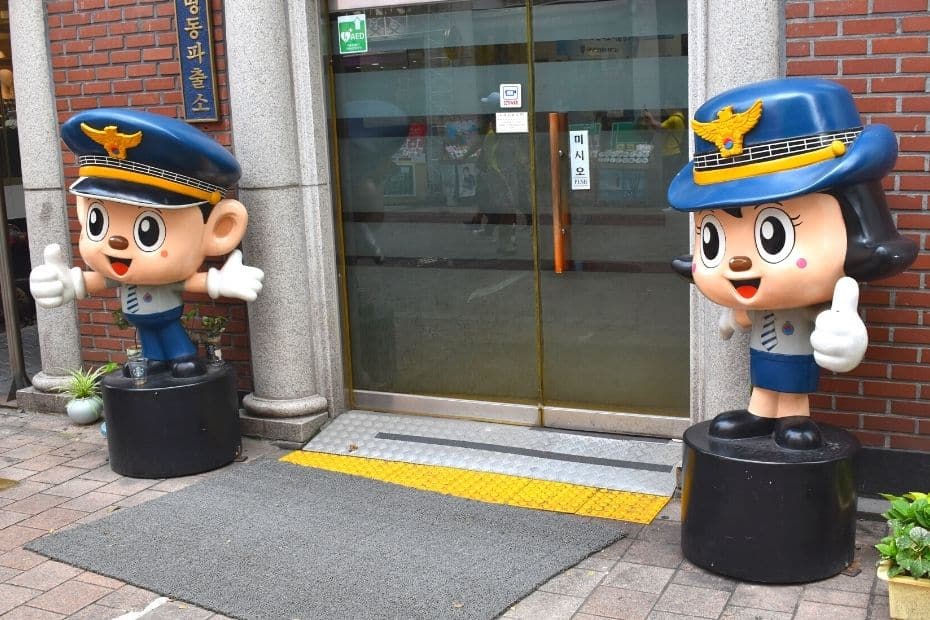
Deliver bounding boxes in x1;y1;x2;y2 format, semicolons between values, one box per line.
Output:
206;250;264;301
810;277;868;373
29;244;86;308
718;307;750;340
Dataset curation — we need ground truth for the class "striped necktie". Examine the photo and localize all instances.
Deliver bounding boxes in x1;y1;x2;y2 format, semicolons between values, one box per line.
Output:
761;311;777;351
125;285;140;313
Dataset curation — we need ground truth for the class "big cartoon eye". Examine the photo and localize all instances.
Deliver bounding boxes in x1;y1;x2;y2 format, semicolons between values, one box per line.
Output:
754;206;796;264
133;211;166;252
86;202;108;242
699;214;726;268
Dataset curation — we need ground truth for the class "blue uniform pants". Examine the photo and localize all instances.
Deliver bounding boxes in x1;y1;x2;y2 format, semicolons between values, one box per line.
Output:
125;306;196;362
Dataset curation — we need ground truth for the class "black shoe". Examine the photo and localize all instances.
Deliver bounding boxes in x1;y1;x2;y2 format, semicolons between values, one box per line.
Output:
709;410;777;439
774;417;823;450
170;357;206;378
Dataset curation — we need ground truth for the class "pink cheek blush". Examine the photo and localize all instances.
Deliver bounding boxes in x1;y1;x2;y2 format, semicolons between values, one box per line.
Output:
692;262;697;273
796;258;807;269
161;250;169;258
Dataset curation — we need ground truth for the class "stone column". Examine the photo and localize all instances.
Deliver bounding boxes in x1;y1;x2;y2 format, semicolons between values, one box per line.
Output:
225;0;344;441
686;0;786;423
10;2;82;412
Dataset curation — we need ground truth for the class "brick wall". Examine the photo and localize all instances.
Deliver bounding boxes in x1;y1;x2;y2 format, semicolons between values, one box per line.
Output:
786;1;930;450
46;0;254;392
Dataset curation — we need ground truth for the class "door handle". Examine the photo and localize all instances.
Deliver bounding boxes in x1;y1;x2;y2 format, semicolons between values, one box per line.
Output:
548;113;570;274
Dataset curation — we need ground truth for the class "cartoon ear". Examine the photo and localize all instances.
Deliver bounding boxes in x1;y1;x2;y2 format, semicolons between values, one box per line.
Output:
202;199;248;257
671;254;695;282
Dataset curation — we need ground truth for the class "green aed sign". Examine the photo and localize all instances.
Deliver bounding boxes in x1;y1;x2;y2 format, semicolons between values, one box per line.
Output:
337;14;368;55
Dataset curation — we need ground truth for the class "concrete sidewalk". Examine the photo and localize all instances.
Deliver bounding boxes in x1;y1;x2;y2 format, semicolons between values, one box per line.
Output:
0;407;892;620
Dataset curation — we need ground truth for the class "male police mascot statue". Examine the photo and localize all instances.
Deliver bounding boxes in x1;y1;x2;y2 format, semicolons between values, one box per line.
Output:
30;109;263;377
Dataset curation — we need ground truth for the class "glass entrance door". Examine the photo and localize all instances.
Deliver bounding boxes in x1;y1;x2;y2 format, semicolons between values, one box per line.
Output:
330;0;689;432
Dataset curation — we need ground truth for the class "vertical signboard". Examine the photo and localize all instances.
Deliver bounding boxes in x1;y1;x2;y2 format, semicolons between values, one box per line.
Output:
570;130;591;190
176;0;219;123
338;14;369;54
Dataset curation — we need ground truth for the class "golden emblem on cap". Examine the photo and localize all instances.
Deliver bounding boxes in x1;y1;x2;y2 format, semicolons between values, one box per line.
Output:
691;100;763;158
80;123;143;160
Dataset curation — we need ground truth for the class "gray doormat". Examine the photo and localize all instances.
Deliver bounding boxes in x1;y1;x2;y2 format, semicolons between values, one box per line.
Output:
29;459;625;620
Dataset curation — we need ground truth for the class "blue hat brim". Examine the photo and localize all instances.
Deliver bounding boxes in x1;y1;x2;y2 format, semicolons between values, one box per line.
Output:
69;177;208;209
668;125;897;211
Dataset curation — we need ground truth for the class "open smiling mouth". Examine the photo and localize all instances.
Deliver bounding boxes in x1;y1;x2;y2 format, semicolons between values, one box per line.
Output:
731;277;761;299
108;256;132;276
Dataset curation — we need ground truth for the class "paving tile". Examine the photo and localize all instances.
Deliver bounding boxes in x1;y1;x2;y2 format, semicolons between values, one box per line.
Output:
7;561;82;591
17;507;87;532
0;483;50;502
634;520;681;545
93;478;158;497
814;564;877;594
96;584;161;612
652;583;730;618
73;507;120;526
604;561;674;594
0;469;36;483
0;437;38;451
794;600;867;620
576;555;617;572
141;600;213;619
1;447;53;463
57;492;122;514
0;604;66;619
23;467;82;486
149;476;204;493
802;585;870;608
672;561;739;592
48;443;99;460
0;550;45;571
74;572;125;590
4;495;67;516
77;467;119;484
646;612;697;620
0;527;44;553
538;567;605;597
719;605;793;620
0;584;39;616
42;479;106;499
14;456;68;474
503;590;583;620
0;512;26;530
62;451;108;471
114;489;167;509
621;541;683;569
62;603;121;620
593;537;633;561
729;583;802;613
868;595;890;620
577;585;659;620
25;581;111;615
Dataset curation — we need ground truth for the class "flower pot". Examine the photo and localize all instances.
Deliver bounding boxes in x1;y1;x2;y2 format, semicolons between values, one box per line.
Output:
878;561;930;620
66;396;102;425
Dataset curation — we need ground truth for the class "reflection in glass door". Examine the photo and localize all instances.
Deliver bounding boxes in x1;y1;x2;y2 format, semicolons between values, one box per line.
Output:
329;0;690;430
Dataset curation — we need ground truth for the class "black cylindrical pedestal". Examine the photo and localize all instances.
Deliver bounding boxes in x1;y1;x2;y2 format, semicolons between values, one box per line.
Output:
681;421;859;584
101;363;241;479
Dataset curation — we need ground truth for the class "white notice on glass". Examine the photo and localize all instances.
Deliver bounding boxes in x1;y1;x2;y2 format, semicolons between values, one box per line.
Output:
495;112;528;134
570;130;591;190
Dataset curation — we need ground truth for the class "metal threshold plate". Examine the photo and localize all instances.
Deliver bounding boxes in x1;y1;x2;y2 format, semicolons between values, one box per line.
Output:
292;410;682;523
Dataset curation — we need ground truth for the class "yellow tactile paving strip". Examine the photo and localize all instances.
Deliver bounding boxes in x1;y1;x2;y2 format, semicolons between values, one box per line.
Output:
281;450;669;524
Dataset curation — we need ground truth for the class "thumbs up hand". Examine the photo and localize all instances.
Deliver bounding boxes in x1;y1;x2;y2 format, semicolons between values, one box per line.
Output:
810;277;868;373
29;244;87;308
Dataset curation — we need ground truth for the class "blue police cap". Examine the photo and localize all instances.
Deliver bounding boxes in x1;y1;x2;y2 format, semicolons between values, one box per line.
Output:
61;108;240;208
668;78;897;212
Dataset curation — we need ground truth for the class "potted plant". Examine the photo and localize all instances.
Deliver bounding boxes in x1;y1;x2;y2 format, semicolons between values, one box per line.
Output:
57;362;119;425
200;314;228;363
876;491;930;619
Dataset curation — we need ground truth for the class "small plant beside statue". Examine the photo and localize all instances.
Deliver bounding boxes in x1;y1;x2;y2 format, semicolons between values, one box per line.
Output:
876;492;930;619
